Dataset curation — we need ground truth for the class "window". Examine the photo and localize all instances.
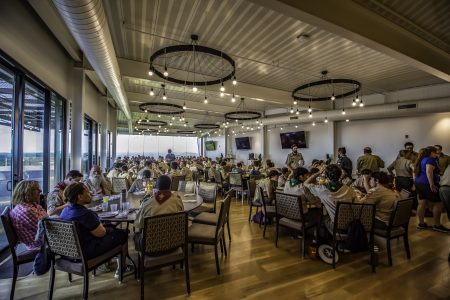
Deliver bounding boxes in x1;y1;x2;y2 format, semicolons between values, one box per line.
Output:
50;93;65;188
106;130;112;170
82;115;98;177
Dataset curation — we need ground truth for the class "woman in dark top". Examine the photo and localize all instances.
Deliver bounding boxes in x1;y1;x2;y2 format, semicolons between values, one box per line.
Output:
413;146;449;233
60;183;130;275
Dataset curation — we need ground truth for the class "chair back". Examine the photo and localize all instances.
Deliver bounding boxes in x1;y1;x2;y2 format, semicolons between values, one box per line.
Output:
1;207;19;261
334;202;375;233
275;192;303;221
250;174;262;181
142;212;187;256
389;197;414;228
178;181;196;193
229;173;243;187
43;218;83;259
170;175;186;191
215;195;232;238
112;177;128;194
247;179;257;200
214;171;223;186
198;182;217;204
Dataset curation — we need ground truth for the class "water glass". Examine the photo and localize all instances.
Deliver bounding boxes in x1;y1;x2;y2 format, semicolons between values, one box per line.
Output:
102;196;109;203
101;202;109;212
110;203;118;212
121;202;130;213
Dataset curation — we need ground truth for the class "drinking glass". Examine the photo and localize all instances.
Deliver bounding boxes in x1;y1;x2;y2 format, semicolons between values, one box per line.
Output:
110;204;118;212
121;202;130;213
101;202;109;212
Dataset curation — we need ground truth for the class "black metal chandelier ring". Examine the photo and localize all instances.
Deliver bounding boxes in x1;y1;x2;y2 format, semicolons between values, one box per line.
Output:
138;103;185;115
134;127;158;133
194;123;220;129
136;119;168;126
177;130;195;134
292;79;361;101
225;111;262;121
149;44;235;86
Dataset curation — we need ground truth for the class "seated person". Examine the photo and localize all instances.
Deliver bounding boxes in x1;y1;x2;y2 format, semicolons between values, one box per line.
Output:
118;165;133;188
137;161;152;179
250;160;262;176
232;162;244;174
351;168;375;193
47;170;83;216
134;175;184;232
10;180;48;250
254;170;280;205
61;183;130;277
84;165;112;195
305;164;358;232
128;170;152;193
150;162;162;178
277;167;289;188
208;161;217;181
180;160;193;181
169;161;181;177
219;161;230;181
106;163;122;180
340;168;353;186
358;171;400;229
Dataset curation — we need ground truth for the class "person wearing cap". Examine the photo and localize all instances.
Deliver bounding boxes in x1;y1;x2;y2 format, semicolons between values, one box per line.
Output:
357;147;385;173
133;175;184;230
47;170;84;216
285;144;305;171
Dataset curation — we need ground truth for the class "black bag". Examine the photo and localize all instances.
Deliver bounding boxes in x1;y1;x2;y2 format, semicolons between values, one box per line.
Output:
345;218;368;253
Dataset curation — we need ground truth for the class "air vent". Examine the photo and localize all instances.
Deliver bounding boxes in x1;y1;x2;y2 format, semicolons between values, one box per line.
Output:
289;116;299;120
398;104;417;110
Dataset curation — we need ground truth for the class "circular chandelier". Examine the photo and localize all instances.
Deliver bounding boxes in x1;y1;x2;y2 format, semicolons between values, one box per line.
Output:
225;98;261;121
292;71;361;102
136;119;168;126
194;123;220;129
148;34;236;88
138;103;185;115
134;127;158;134
177;130;195;134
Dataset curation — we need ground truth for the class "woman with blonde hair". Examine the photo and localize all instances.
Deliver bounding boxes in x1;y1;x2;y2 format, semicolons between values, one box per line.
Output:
9;180;48;250
414;146;449;232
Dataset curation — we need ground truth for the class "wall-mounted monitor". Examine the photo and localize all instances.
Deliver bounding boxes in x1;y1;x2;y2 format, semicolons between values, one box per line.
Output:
205;140;216;151
235;137;251;150
280;131;307;149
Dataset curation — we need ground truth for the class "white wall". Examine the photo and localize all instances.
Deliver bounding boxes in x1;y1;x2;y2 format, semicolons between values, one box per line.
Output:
336;112;450;170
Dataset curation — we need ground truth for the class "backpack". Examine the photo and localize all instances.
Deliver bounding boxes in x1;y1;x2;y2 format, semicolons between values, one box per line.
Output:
345;218;368;252
252;211;265;224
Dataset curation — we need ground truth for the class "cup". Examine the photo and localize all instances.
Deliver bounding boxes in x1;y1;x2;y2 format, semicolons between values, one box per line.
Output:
102;196;109;203
121;202;130;213
101;202;109;212
110;204;118;212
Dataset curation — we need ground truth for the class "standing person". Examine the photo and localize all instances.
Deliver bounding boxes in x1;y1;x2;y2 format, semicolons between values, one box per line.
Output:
414;146;449;233
387;150;414;192
357;147;385;173
165;149;176;164
435;145;450;176
336;147;353;177
438;164;450;223
47;170;84;216
403;142;418;162
285;144;304;171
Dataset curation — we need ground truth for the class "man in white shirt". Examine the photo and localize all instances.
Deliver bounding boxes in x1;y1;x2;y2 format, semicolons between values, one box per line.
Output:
439;164;450;221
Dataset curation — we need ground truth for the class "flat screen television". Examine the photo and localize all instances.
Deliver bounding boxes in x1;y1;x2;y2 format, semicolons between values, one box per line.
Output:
205;141;216;151
235;137;251;150
280;131;307;149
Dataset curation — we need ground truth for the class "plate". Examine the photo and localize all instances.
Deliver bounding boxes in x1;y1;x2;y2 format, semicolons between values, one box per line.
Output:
182;200;197;203
183;193;196;197
98;212;119;218
318;244;338;265
89;205;102;212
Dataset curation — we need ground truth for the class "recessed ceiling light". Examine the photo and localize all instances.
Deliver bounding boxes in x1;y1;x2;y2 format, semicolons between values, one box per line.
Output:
296;33;310;43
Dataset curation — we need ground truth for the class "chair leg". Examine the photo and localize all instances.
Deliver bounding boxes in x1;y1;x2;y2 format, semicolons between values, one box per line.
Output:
184;256;191;294
48;265;55;300
140;255;144;300
226;220;232;242
332;240;336;269
263;217;267;238
403;233;411;259
214;244;221;275
302;229;306;258
223;236;228;257
10;265;18;300
248;204;253;222
219;239;224;254
370;238;376;273
191;243;194;253
387;238;393;266
275;222;279;247
83;272;89;300
259;211;262;228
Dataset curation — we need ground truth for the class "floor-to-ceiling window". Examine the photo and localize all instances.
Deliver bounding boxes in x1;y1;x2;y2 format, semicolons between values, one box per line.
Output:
50;93;65;188
82;115;98;177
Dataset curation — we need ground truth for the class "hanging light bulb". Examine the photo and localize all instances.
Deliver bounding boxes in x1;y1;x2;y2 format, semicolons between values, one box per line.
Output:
204;96;208;104
182;116;185;121
163;93;167;100
352;99;356;106
232;76;237;85
342;109;346;115
331;93;336;101
145;110;148;113
220;82;225;92
220;91;224;97
295;125;298;128
171;116;175;120
309;112;312;118
193;85;198;92
149;88;154;96
184;123;187;127
346;119;350;122
158;125;161;128
312;121;316;126
359;100;364;107
158;114;161;118
183;102;187;110
290;107;294;114
280;127;283;130
308;106;312;113
163;66;168;77
231;94;236;102
169;122;173;126
148;70;153;76
293;100;298;105
296;109;300;115
355;95;360;102
324;117;328;123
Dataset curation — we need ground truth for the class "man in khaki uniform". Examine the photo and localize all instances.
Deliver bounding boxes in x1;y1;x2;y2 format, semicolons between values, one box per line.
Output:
285;144;304;171
357;147;384;173
435;145;450;176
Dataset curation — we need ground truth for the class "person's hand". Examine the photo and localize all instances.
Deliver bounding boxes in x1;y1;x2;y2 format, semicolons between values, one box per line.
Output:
411;184;416;191
362;174;370;181
318;165;326;174
430;184;437;193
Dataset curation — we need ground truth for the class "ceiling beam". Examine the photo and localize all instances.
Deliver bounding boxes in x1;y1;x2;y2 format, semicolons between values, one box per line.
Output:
254;0;449;82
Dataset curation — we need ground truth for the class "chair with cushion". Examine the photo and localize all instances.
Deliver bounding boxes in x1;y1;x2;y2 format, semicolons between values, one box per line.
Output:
188;195;231;275
249;174;262;181
330;202;376;271
178;181;196;194
259;187;276;238
43;218;127;300
247;179;262;223
1;207;39;300
170;175;186;191
374;198;413;266
274;192;318;257
191;182;218;215
214;171;225;196
139;212;190;299
229;173;247;204
112;177;128;194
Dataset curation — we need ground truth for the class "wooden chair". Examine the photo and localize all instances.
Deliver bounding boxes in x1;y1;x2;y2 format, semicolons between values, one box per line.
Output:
191;182;218;214
229;173;247;204
188;195;231;275
170;175;186;191
214;171;225;195
177;181;196;193
274;192;319;257
111;177;128;194
247;179;262;222
374;198;413;266
43;218;127;300
330;202;376;271
259;187;276;238
1;207;39;300
139;212;190;299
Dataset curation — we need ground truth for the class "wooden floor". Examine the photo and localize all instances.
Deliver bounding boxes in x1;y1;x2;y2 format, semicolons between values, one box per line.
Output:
1;199;450;300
